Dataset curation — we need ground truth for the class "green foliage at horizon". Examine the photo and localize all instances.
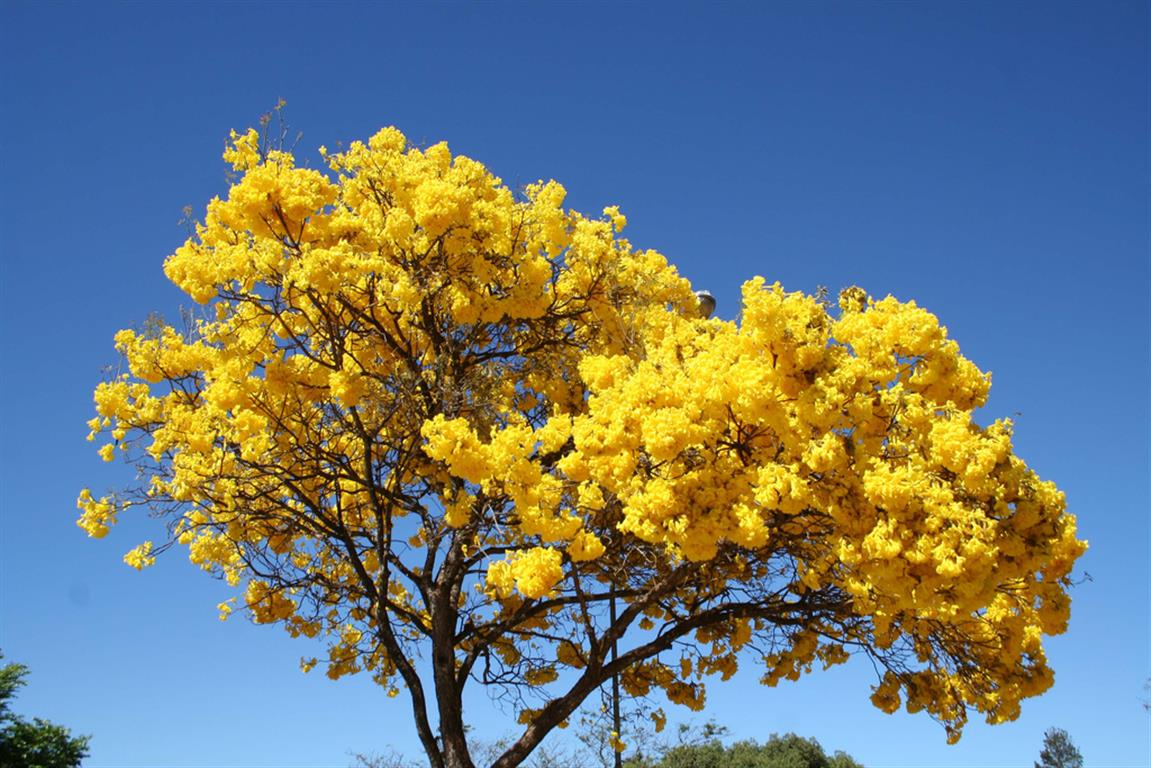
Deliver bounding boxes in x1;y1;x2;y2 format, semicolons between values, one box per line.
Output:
624;731;863;768
0;653;90;768
1034;727;1083;768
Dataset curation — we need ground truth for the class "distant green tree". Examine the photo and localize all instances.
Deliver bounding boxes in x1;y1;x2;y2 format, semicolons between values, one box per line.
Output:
0;654;90;768
626;732;863;768
1034;728;1083;768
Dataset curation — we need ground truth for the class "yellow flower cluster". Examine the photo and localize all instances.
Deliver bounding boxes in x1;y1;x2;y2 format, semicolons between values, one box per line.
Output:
485;547;564;600
122;541;155;570
556;279;1084;731
76;488;116;538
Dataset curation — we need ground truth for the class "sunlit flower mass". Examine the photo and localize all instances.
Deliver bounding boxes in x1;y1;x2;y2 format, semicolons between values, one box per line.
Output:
79;123;1085;757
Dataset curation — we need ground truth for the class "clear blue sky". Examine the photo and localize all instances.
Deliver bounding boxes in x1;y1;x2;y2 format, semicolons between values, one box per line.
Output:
1;2;1147;766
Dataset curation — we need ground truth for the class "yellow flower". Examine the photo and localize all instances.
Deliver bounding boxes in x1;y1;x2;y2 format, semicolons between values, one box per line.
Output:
602;205;627;232
123;541;155;570
567;530;605;562
507;547;564;600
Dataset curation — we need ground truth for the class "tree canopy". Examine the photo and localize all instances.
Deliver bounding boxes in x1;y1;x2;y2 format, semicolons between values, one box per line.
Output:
0;654;90;768
629;732;863;768
1035;727;1083;768
79;121;1086;768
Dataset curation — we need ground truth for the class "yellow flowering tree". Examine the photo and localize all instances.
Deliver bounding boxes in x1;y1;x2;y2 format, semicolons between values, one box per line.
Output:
80;123;1086;768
